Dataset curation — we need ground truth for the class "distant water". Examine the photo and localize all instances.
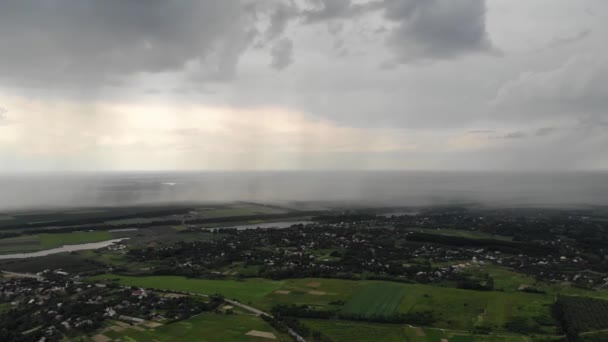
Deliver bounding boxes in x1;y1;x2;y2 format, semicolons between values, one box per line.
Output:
0;238;129;260
218;221;311;230
0;171;606;210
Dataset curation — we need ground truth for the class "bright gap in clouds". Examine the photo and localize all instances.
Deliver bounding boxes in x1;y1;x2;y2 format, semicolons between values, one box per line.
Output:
0;94;426;171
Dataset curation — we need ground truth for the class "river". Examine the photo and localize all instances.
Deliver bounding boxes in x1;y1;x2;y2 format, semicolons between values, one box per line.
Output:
0;238;129;260
217;221;310;230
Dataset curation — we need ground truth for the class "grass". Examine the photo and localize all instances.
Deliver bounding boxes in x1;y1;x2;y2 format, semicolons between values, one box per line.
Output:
0;231;113;254
101;313;290;342
252;278;364;311
90;274;283;303
0;302;11;313
406;228;513;241
485;265;608;299
398;282;555;332
342;283;407;317
255;278;556;333
88;272;570;337
303;319;538;342
39;231;112;248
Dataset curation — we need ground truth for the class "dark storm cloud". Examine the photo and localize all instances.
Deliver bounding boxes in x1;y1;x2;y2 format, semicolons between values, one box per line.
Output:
270;38;295;70
0;0;260;86
299;0;495;62
381;0;495;62
301;0;376;23
265;1;298;41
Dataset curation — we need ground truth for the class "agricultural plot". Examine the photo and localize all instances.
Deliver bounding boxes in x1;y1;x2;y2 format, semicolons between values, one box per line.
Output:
398;283;555;332
405;228;513;241
0;206;174;228
256;278;556;333
555;295;608;335
485;265;608;299
90;274;283;303
0;231;113;254
341;282;407;318
196;204;287;219
252;278;364;311
98;313;290;342
302;319;538;342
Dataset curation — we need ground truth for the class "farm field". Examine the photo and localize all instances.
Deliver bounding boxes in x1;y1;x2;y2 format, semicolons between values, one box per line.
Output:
0;231;113;254
96;313;290;342
259;277;556;333
302;319;555;342
90;275;559;334
197;204;287;218
341;282;407;318
555;295;608;336
264;278;558;333
397;282;555;333
252;278;364;311
483;265;608;299
90;274;283;303
405;228;513;241
0;206;175;228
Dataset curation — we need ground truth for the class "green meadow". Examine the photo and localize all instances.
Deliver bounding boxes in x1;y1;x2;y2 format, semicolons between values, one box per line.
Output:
91;274;561;334
302;319;560;342
0;231;113;254
100;313;290;342
90;274;283;303
341;282;407;317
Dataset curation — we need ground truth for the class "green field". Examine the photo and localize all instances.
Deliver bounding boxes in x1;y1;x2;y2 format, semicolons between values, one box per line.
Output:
342;283;407;317
91;275;560;335
406;228;513;241
252;278;364;311
99;313;290;342
261;277;555;333
303;319;553;342
90;274;283;303
0;231;113;254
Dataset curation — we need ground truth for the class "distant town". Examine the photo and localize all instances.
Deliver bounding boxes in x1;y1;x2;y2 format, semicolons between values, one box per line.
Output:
1;203;608;341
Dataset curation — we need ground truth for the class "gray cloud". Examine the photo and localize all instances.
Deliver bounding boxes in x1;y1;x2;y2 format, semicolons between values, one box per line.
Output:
535;127;556;137
270;38;294;70
301;0;371;23
468;130;495;134
502;131;527;139
547;29;590;49
493;54;608;122
382;0;495;62
0;0;260;86
265;1;298;41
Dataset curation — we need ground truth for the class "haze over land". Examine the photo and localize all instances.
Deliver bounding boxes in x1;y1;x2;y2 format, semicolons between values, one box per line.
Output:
0;171;607;211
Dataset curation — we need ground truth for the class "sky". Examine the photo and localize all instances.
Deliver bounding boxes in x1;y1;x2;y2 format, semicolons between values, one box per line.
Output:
0;0;607;172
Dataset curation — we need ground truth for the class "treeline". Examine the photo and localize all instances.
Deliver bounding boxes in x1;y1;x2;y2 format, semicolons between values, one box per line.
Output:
553;295;608;341
407;232;558;257
311;213;378;224
270;304;435;326
261;313;333;342
0;207;194;230
13;211;318;235
338;311;436;325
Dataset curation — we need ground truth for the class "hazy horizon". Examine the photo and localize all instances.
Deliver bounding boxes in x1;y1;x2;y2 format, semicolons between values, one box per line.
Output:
1;170;607;211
